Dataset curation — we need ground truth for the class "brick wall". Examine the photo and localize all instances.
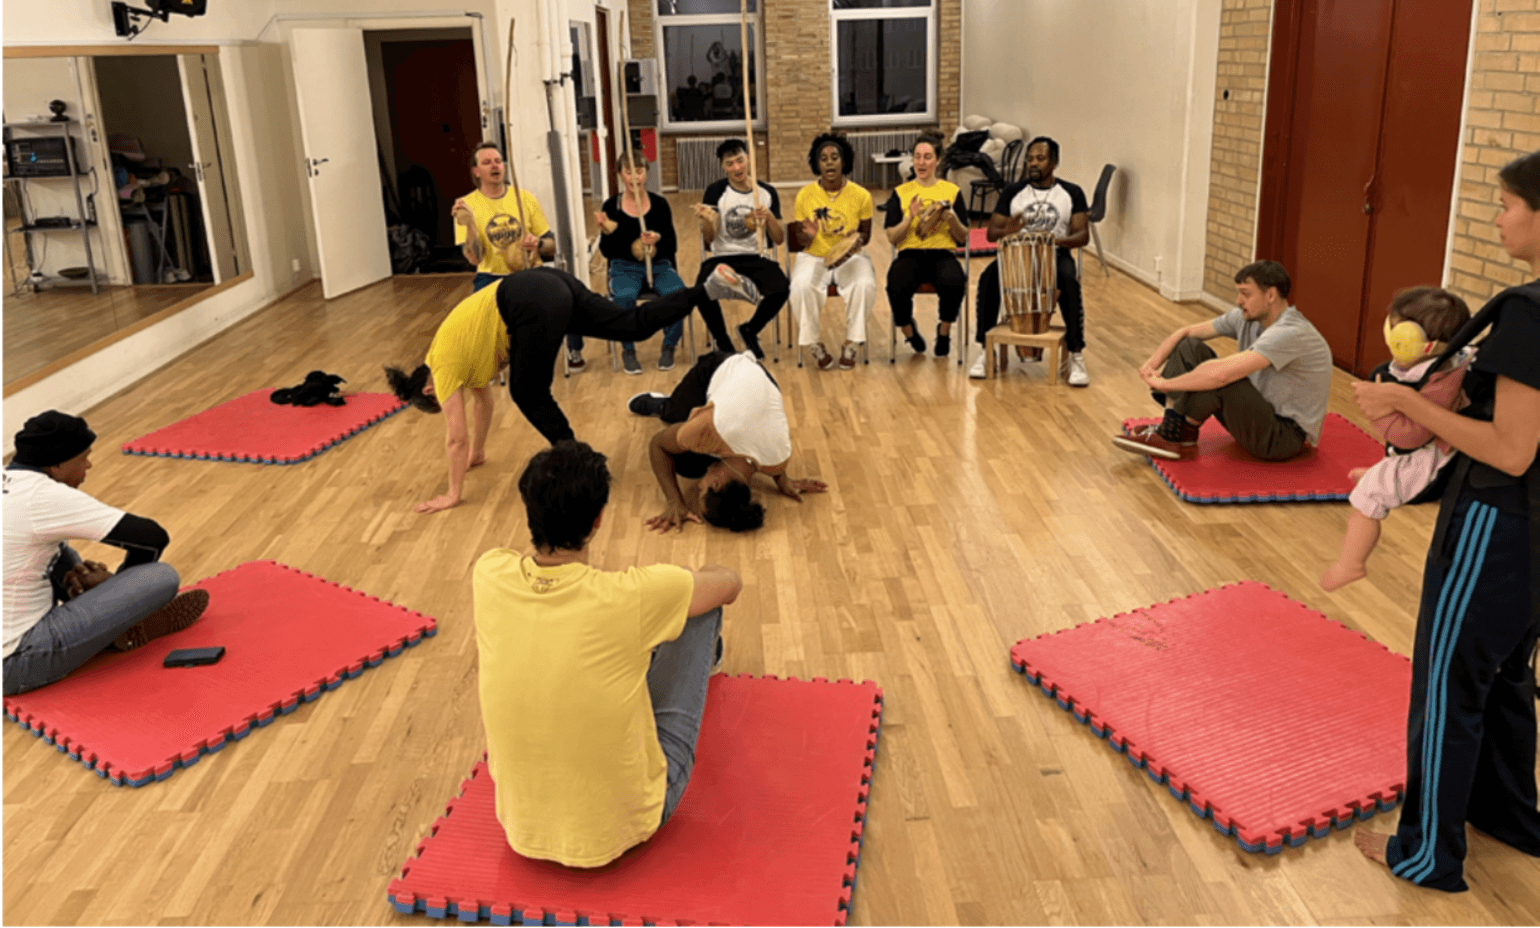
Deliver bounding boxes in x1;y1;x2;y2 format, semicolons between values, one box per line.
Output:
1448;0;1540;307
626;0;959;188
1202;0;1271;300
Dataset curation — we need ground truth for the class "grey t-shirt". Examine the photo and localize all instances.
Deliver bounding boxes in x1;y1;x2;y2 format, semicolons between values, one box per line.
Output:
1211;305;1333;444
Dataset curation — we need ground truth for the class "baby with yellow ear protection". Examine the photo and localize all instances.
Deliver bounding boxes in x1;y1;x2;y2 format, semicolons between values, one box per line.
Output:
1322;287;1475;591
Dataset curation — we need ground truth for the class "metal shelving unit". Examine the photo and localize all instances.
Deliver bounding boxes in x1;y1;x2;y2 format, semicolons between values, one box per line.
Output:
3;119;102;294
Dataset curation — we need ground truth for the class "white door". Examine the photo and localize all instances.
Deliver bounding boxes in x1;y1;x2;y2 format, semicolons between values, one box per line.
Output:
180;53;248;284
289;27;392;299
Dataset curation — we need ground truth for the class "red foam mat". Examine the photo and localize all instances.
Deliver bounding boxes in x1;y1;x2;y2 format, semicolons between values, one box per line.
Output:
388;676;883;926
1009;582;1408;853
121;389;406;464
3;561;435;786
1120;412;1384;503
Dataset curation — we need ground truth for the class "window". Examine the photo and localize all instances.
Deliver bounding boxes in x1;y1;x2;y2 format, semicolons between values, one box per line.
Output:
831;0;935;126
655;0;764;131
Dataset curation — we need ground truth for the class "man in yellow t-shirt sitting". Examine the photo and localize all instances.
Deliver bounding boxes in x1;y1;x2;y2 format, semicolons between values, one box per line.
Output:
454;142;556;294
473;441;743;868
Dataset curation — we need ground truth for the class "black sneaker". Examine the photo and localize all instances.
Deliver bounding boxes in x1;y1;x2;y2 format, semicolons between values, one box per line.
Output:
905;328;927;354
627;392;668;417
935;325;951;358
658;345;676;371
737;323;764;360
622;349;642;375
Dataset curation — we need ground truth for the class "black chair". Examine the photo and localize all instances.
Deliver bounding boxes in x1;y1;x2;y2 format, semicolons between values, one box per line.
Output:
1077;163;1116;279
967;138;1023;221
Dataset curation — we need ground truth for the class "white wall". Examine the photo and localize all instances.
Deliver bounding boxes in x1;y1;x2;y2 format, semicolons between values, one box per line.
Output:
962;0;1220;301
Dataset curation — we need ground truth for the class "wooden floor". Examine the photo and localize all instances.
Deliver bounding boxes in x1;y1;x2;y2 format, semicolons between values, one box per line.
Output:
5;197;1538;926
3;279;213;387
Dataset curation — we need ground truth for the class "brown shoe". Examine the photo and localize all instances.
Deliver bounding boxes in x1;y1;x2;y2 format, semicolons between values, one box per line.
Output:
112;589;210;652
838;342;859;371
1111;423;1198;461
809;342;835;370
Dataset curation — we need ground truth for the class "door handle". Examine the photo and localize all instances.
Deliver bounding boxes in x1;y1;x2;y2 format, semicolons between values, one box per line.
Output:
306;157;329;178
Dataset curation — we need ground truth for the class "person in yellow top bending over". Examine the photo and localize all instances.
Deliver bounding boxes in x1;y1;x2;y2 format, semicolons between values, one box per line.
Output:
473;441;742;868
789;132;875;372
385;265;759;513
883;129;968;359
454;142;555;292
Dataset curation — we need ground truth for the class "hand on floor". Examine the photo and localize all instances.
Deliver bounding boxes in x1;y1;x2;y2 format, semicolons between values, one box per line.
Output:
647;501;702;533
775;475;828;502
415;494;461;514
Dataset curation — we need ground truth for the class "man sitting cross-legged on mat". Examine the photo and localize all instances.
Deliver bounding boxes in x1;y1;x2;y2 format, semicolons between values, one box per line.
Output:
3;411;210;696
627;350;828;532
1112;260;1333;462
387;265;757;514
473;441;742;867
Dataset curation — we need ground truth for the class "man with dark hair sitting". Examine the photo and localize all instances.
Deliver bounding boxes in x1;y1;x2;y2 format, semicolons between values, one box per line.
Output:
627;350;827;532
1112;259;1333;462
4;411;209;696
472;441;742;867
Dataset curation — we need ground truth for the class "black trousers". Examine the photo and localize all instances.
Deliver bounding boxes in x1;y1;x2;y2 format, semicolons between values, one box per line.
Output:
497;267;726;443
1161;337;1306;461
1386;496;1540;891
660;350;779;478
696;253;789;337
974;248;1085;352
886;249;966;328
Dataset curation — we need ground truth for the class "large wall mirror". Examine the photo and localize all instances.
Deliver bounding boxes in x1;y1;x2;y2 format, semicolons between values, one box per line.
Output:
3;48;251;390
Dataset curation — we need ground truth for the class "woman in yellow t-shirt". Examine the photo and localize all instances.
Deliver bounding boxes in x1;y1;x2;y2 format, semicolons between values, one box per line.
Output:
387;267;760;514
883;130;969;359
788;132;876;372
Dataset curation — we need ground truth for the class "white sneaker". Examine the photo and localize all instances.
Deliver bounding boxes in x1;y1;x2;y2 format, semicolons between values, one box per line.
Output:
968;350;988;379
1067;352;1089;387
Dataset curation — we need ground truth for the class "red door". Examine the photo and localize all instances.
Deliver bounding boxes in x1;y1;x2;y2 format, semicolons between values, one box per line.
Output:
1357;0;1474;374
1258;0;1472;377
388;39;481;248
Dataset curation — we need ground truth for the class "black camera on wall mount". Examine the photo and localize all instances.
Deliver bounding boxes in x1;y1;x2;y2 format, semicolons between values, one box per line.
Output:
111;0;208;39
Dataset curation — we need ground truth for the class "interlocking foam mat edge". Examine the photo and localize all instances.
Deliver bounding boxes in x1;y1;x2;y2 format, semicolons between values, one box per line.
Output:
1008;581;1406;854
1120;412;1382;504
3;560;436;787
121;389;407;465
387;675;883;926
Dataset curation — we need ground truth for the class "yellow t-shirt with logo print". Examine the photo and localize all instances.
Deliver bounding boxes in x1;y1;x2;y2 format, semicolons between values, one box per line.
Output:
793;180;873;259
473;550;695;868
887;178;966;251
455;188;551;275
423;282;507;401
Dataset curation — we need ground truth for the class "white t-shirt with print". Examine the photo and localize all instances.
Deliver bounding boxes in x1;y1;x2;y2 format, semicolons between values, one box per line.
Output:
706;351;791;468
3;468;124;658
997;179;1088;249
702;178;781;258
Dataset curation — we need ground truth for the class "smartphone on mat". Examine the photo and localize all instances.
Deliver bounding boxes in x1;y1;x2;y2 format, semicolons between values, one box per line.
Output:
163;647;225;668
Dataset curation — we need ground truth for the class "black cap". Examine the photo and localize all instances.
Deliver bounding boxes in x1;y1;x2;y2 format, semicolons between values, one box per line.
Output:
13;410;95;467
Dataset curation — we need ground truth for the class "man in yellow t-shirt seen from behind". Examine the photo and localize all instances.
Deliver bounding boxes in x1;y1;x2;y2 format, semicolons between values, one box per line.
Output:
473;441;743;868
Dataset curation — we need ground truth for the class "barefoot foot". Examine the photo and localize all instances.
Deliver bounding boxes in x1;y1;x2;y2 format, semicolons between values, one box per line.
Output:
469;453;487;469
1321;562;1367;591
1355;828;1391;866
1348;466;1369;483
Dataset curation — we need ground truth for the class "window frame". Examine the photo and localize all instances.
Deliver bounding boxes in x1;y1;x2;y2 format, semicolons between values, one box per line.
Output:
828;1;937;128
652;7;768;134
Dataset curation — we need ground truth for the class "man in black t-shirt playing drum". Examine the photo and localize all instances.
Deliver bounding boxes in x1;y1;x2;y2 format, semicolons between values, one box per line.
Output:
968;136;1092;386
693;139;791;360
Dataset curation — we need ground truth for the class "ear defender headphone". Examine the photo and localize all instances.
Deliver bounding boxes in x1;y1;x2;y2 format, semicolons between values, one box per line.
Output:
1384;315;1434;367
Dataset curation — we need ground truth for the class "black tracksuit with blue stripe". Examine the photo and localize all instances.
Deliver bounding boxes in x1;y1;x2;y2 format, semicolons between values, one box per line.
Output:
1384;283;1540;891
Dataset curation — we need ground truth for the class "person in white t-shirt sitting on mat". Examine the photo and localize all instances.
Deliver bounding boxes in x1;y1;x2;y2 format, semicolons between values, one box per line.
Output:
627;351;827;532
3;411;209;696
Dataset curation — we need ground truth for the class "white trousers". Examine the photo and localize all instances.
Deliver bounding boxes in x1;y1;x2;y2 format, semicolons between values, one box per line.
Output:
789;252;875;346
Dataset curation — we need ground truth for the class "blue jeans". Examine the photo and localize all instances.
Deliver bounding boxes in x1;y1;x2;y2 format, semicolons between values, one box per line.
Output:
568;260;685;352
472;272;504;293
650;606;722;826
2;545;181;696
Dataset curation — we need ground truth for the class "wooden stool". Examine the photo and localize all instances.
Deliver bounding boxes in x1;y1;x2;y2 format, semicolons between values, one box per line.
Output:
983;323;1067;383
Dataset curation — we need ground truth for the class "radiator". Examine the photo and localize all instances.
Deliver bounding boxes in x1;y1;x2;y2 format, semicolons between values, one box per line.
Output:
675;135;736;191
848;129;919;187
